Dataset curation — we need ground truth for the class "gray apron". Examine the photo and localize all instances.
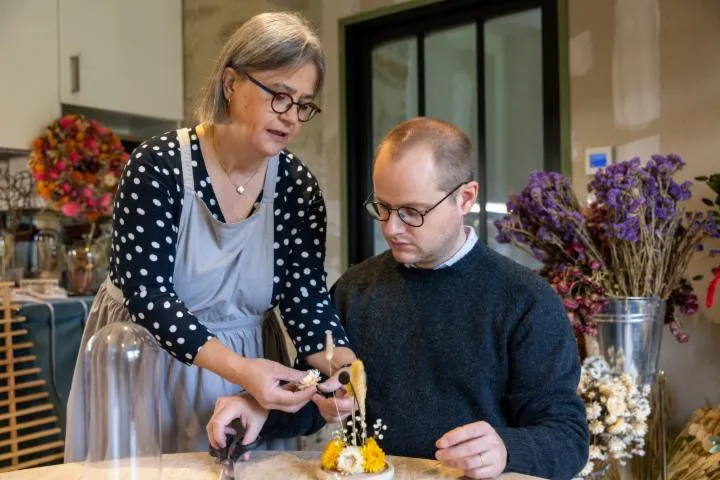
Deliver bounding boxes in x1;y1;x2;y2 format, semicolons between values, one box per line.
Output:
65;127;296;462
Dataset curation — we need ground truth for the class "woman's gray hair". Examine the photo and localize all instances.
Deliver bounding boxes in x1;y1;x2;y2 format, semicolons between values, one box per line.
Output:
195;11;325;124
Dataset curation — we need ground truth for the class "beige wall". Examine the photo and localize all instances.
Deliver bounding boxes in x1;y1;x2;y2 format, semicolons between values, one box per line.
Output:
569;0;720;428
183;0;720;429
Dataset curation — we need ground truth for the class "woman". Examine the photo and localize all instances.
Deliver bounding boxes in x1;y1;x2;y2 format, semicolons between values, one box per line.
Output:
65;11;355;461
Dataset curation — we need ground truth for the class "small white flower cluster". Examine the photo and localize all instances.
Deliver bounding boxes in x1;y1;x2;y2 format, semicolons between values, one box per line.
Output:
576;356;651;478
332;415;389;448
372;418;387;441
330;413;365;447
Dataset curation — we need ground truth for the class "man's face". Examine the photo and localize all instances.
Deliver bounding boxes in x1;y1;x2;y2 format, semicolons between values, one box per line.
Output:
372;142;478;268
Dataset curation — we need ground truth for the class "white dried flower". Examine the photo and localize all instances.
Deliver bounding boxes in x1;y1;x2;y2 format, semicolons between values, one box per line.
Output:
606;395;627;417
607;419;628;435
589;421;605;435
577;355;651;476
336;446;364;474
608;437;626;454
297;369;321;390
632;422;647;437
586;402;602;420
589;445;604;460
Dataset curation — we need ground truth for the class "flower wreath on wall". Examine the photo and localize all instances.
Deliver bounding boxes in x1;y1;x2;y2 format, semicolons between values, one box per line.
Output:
28;114;128;225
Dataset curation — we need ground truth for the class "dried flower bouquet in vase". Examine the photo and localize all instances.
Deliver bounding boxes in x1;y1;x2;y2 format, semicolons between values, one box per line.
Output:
317;334;393;479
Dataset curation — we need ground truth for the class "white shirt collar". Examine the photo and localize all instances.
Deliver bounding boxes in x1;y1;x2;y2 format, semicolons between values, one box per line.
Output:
405;226;478;270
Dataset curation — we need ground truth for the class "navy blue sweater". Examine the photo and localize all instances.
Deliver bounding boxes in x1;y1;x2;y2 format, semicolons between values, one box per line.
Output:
263;242;588;479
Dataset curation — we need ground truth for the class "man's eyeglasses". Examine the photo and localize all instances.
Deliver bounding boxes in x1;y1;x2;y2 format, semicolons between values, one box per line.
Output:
242;71;321;122
364;182;468;227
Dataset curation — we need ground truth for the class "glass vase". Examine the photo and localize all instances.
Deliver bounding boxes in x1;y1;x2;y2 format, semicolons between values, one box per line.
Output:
84;322;162;479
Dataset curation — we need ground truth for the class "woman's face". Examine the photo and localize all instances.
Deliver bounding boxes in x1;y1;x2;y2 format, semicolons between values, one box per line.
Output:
222;63;318;159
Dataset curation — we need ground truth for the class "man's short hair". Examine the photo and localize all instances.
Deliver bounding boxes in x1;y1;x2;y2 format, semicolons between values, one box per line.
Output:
375;117;476;192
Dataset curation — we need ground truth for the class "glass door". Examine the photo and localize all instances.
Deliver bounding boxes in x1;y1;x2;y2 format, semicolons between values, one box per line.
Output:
345;0;560;266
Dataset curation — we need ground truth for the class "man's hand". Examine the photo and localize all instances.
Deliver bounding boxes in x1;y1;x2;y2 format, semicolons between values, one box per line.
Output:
206;394;270;462
435;421;508;479
311;390;354;423
312;368;354;423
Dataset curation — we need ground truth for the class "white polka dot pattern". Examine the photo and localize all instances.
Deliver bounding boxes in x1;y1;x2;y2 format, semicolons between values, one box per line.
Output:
109;128;349;365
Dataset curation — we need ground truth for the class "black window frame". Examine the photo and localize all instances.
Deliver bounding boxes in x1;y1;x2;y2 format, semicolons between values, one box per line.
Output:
343;0;562;266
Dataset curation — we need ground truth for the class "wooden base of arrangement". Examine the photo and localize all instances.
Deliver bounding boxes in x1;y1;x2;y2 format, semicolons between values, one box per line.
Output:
316;461;395;480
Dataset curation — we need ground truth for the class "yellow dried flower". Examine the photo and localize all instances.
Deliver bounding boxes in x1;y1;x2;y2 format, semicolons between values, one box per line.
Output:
321;438;345;470
361;437;386;473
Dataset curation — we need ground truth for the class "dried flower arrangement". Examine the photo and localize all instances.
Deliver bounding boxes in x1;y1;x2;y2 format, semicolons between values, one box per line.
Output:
694;173;720;308
575;356;651;479
495;155;720;342
318;334;391;478
667;405;720;479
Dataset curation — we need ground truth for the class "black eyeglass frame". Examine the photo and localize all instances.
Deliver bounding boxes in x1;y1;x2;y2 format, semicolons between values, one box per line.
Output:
363;181;469;227
241;71;322;122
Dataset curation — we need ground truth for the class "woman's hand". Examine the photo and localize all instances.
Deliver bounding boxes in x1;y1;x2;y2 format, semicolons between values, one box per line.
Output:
207;394;269;461
194;339;315;412
234;357;317;412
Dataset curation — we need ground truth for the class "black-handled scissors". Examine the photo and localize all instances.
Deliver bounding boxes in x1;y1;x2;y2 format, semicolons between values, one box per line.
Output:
209;418;263;479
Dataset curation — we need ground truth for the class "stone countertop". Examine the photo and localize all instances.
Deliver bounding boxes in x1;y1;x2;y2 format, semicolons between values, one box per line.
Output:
0;451;545;479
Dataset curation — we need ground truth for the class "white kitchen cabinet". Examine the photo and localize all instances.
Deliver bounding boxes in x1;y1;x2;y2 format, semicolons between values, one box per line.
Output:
0;0;61;151
59;0;184;121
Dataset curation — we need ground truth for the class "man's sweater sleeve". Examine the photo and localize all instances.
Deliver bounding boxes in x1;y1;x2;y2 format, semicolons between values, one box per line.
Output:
493;287;589;480
260;403;326;440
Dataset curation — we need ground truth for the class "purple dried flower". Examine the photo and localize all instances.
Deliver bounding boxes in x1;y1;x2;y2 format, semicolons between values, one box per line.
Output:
496;155;717;341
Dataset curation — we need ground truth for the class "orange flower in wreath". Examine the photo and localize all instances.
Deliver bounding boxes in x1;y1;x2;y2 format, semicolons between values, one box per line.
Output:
29;114;128;222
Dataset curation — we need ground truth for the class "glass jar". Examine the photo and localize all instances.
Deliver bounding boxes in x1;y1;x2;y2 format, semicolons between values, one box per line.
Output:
31;210;61;279
0;228;14;281
64;236;100;295
33;228;60;279
84;322;162;479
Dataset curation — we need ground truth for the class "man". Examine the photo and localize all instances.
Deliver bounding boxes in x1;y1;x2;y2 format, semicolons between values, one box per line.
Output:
208;117;589;479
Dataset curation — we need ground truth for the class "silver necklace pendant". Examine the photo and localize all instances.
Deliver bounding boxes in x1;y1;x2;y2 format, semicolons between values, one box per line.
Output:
236;185;245;195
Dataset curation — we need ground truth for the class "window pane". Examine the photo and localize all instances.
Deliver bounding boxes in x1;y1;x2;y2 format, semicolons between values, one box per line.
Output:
424;24;479;233
371;38;418;254
484;8;543;269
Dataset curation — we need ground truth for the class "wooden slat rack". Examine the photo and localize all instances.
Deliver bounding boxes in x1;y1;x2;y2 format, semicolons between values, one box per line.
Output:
0;282;64;472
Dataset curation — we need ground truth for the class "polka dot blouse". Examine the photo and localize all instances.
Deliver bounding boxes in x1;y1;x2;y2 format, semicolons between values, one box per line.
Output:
108;127;350;365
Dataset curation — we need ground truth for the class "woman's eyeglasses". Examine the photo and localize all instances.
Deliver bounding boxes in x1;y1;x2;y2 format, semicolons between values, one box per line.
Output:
243;71;321;122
